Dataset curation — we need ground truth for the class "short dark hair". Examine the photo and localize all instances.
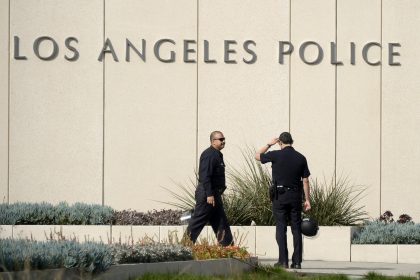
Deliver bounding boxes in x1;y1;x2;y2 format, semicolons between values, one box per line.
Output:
210;131;223;141
279;132;293;145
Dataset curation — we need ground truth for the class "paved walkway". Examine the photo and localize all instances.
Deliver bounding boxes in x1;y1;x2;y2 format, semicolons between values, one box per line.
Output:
259;259;420;278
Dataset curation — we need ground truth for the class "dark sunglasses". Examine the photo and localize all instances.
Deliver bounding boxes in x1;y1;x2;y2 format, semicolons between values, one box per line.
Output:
213;138;225;142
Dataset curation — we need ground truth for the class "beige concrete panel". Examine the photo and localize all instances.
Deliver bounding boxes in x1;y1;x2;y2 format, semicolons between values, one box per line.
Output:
104;0;197;211
398;245;420;264
111;225;132;244
206;225;222;245
382;1;420;221
351;244;397;263
195;225;209;244
303;226;350;261
336;0;381;219
60;225;111;243
255;226;293;259
0;0;8;202
290;0;336;179
9;0;103;204
198;0;290;168
131;225;159;243
231;226;256;256
159;225;184;244
0;225;13;238
12;225;61;241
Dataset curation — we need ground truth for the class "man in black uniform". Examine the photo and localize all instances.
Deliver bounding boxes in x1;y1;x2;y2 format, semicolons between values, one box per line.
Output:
255;132;311;269
185;131;233;246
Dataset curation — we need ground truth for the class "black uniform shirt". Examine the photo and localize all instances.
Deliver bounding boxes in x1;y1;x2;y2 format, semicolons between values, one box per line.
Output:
198;146;226;196
260;146;310;189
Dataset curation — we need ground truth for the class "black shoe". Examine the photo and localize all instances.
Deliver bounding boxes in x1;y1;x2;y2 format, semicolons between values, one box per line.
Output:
291;263;301;269
274;262;289;269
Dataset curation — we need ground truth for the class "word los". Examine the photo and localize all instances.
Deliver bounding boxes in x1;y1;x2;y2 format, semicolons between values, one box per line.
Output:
13;36;402;66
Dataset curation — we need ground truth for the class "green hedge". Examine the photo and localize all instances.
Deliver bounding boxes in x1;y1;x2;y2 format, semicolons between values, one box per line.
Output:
0;202;114;225
0;239;194;273
352;221;420;244
0;202;184;225
113;243;193;264
0;239;113;273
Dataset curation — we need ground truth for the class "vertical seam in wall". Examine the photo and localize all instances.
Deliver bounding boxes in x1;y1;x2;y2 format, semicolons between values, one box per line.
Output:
288;0;291;133
102;0;106;206
195;0;199;176
334;0;338;184
379;0;383;216
7;0;11;204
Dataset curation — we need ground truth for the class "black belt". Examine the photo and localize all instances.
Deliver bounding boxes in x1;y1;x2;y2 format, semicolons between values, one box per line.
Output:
274;185;298;200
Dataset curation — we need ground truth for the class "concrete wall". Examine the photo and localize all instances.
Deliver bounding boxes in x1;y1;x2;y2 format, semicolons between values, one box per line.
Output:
0;0;8;203
336;0;381;219
381;0;420;220
0;0;420;220
9;0;104;204
104;0;197;211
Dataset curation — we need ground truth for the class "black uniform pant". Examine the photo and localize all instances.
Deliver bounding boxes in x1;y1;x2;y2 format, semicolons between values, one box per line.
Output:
186;185;233;246
272;189;303;265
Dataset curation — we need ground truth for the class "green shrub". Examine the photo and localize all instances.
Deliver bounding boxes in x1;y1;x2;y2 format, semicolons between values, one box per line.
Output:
0;202;184;226
161;148;274;226
224;148;273;226
162;148;368;226
352;221;420;244
305;175;368;226
0;202;114;225
0;239;114;273
112;243;193;264
113;209;183;225
0;239;195;272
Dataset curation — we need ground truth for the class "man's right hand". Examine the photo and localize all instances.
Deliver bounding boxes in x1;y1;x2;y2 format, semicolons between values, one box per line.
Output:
207;196;215;207
304;200;311;211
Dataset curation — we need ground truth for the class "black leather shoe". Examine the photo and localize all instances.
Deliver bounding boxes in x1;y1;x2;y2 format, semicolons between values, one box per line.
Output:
274;262;289;269
291;263;301;269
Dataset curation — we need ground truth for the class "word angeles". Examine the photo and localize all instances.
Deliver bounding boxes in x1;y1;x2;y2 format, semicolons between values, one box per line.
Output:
13;36;402;66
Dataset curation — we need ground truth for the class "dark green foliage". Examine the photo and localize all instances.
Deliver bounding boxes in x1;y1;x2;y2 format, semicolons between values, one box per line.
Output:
112;243;193;263
0;202;184;225
0;202;114;225
352;221;420;244
160;177;197;211
364;272;415;280
0;239;113;273
305;175;368;226
162;148;368;226
224;148;274;226
161;148;274;226
113;209;183;225
0;239;194;272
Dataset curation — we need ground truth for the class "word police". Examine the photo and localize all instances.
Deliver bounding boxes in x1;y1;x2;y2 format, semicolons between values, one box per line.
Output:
13;36;402;66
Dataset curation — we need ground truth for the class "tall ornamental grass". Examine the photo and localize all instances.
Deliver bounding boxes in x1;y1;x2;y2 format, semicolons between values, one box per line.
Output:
223;148;273;226
163;148;368;226
307;175;368;226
